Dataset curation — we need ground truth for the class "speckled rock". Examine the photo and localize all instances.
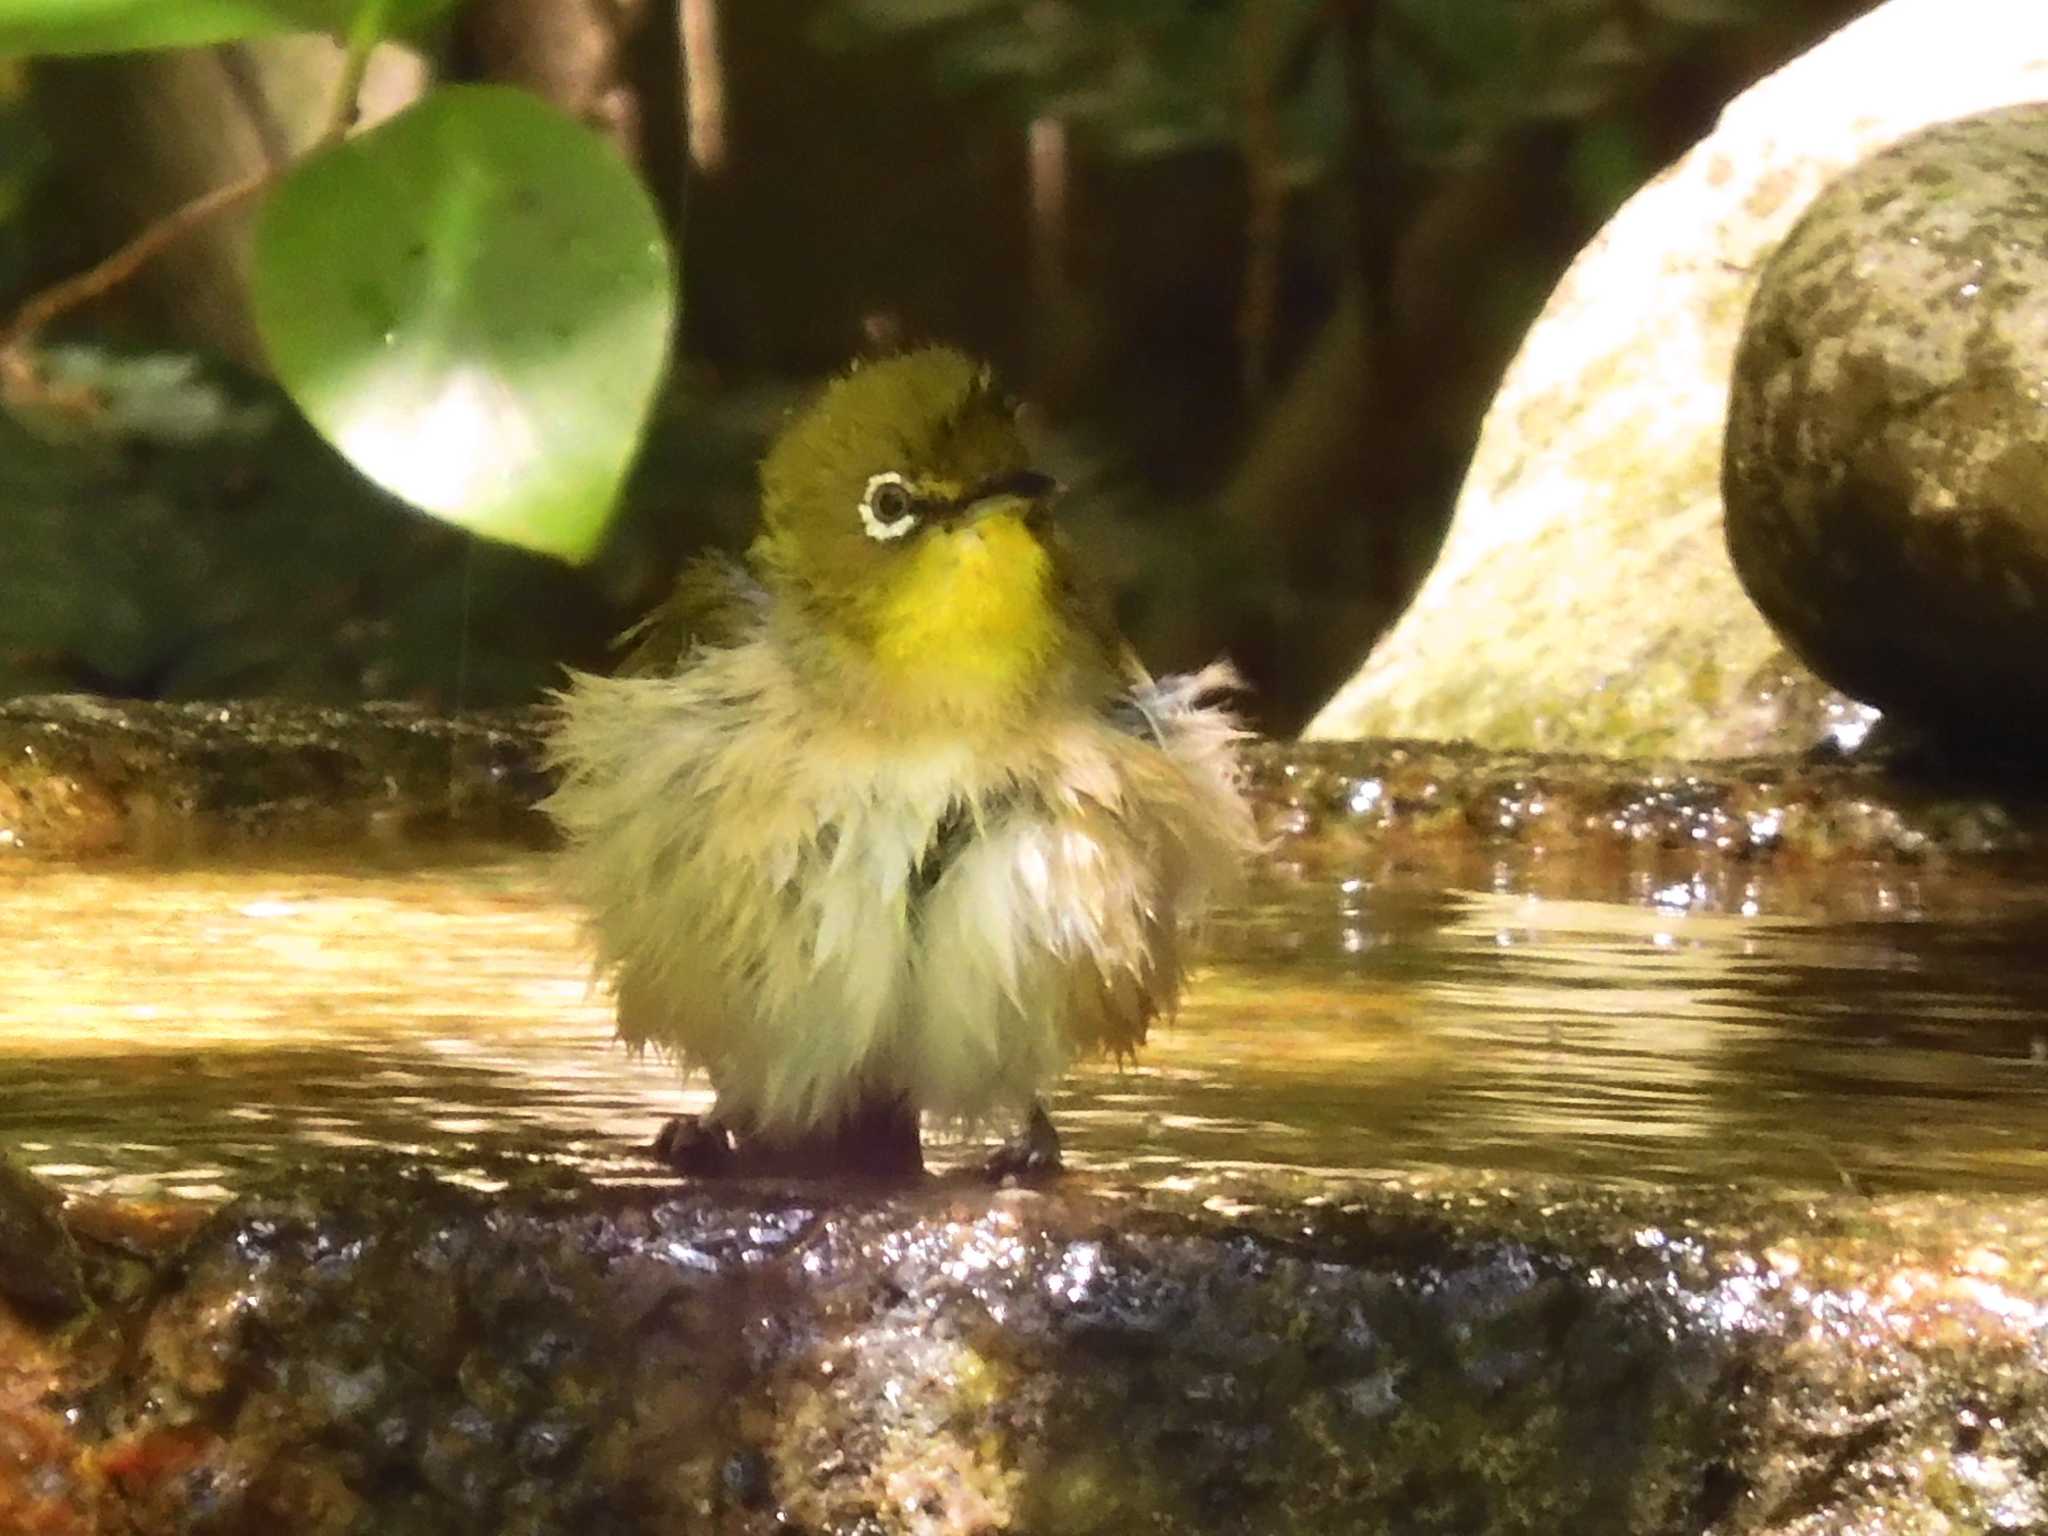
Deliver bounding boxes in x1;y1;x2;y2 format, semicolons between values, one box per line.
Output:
6;1163;2048;1534
1253;739;2048;918
1724;105;2048;750
1308;0;2048;758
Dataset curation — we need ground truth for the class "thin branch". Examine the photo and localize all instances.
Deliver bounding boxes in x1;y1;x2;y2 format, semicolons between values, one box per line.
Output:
1337;0;1397;348
679;0;724;176
329;0;393;142
0;1;388;409
2;168;272;356
215;45;297;168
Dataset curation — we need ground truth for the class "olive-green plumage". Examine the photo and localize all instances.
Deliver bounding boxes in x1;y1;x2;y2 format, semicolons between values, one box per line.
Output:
544;347;1254;1173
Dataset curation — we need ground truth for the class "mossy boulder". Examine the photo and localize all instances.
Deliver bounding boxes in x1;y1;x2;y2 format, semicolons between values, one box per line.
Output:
1308;0;2048;757
1724;104;2048;752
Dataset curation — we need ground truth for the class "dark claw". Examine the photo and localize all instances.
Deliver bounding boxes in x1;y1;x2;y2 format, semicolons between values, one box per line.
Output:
982;1101;1062;1184
647;1098;925;1180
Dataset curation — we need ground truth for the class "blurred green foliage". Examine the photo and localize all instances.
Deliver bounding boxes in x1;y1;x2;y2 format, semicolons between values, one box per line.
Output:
0;63;48;295
0;0;459;56
821;0;1337;170
3;0;676;571
0;348;608;700
0;0;1868;720
818;0;1774;179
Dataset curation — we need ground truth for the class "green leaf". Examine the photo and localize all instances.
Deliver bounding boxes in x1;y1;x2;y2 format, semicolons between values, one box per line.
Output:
0;0;460;57
251;85;677;566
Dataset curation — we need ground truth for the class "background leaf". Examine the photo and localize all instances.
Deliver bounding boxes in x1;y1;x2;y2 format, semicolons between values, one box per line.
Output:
251;84;677;566
0;0;459;57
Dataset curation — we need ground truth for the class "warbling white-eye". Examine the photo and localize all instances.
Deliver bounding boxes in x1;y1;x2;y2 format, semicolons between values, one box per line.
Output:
544;346;1254;1177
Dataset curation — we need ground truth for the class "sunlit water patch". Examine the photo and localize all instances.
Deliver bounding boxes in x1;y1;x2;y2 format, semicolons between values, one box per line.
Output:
3;849;2046;1199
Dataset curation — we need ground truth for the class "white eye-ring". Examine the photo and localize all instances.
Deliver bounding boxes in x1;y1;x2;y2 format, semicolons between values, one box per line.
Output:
859;471;921;541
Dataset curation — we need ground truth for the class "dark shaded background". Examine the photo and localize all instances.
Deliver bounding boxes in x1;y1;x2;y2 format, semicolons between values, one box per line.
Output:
2;0;1871;731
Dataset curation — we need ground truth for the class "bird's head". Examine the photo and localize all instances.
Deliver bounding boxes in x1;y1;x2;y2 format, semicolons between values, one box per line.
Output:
753;347;1103;723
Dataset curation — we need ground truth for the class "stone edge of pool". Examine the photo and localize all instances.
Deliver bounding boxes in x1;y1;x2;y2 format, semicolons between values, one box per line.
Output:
3;696;2042;918
1;1157;2041;1535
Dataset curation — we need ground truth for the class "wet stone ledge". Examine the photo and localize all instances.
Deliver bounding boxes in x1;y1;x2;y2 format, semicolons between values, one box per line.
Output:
2;1162;2045;1536
0;696;551;857
5;696;2046;915
1255;738;2048;914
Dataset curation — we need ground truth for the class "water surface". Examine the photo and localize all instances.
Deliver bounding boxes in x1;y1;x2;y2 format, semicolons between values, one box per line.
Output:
4;849;2046;1200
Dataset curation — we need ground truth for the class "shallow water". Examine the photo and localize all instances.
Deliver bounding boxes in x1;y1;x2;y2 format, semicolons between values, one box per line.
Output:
3;847;2046;1201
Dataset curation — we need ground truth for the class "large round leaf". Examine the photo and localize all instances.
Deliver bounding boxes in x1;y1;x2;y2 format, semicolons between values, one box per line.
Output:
252;85;675;564
0;0;458;55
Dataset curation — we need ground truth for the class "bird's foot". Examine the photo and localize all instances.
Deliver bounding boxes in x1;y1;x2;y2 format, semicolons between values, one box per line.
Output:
981;1101;1062;1184
648;1097;925;1181
649;1114;738;1176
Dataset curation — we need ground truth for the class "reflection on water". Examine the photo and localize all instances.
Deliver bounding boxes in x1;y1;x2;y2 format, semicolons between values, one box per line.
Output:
3;850;2046;1199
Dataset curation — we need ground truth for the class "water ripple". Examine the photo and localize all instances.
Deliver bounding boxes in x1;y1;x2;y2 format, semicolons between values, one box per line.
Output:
2;853;2046;1197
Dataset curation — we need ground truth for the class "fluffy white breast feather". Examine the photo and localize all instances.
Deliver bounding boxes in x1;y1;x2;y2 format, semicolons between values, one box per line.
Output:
543;614;1253;1138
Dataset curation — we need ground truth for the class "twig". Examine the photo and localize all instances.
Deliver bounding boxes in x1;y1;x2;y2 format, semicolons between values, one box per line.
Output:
328;0;391;142
1;168;273;356
0;1;388;412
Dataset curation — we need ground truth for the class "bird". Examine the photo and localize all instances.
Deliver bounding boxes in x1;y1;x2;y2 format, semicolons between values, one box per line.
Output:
542;345;1255;1178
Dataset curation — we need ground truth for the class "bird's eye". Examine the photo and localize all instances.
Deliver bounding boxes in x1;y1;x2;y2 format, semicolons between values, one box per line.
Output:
859;471;921;542
870;480;912;521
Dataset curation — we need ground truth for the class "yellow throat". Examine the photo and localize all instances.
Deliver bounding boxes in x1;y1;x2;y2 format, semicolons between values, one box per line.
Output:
851;505;1058;719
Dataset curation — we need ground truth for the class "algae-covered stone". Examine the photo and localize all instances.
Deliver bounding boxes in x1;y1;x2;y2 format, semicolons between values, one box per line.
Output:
1249;738;2048;917
0;1149;84;1321
16;1161;2048;1533
1725;105;2048;751
11;700;2048;911
1307;0;2048;758
0;695;549;857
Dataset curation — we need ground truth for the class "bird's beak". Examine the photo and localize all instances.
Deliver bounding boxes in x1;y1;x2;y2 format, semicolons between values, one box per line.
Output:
957;468;1064;527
